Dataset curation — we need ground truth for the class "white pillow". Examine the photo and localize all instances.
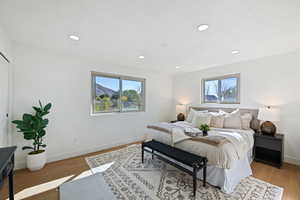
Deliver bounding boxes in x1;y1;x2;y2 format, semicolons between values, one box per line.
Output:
191;113;212;128
241;113;252;130
209;112;225;128
186;109;208;123
219;109;242;129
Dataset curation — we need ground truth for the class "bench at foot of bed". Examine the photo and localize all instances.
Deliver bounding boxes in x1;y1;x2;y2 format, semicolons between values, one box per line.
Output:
142;140;208;197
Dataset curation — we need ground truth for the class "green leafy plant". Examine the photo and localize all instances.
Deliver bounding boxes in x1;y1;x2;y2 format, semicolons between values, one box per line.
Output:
12;101;52;155
199;124;210;133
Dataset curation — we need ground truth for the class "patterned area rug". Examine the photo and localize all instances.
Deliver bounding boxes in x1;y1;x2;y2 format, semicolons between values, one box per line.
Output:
85;144;283;200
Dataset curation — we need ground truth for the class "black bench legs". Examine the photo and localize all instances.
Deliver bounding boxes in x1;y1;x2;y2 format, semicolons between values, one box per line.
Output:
193;166;197;197
141;143;154;164
142;143;144;163
203;160;207;187
192;159;207;196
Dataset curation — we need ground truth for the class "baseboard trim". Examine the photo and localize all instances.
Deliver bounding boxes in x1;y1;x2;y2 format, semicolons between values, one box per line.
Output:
284;155;300;166
15;136;144;170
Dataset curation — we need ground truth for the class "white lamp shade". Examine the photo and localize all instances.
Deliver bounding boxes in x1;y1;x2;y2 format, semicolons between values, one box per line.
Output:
176;104;186;115
258;107;280;122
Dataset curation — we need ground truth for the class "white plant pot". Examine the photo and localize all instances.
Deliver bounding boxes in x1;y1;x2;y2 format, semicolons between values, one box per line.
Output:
27;151;47;171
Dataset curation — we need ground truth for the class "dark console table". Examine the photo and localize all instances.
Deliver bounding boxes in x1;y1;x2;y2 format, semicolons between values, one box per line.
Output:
142;140;207;197
0;146;17;200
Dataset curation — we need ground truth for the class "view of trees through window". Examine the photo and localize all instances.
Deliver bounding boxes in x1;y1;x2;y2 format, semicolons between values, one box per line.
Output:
203;74;239;104
121;80;144;111
92;73;145;113
204;80;219;102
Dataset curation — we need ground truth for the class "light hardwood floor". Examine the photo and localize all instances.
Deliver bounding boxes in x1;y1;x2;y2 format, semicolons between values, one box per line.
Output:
1;142;300;200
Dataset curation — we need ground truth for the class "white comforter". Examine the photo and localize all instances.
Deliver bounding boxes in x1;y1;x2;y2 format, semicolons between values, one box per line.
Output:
147;121;254;169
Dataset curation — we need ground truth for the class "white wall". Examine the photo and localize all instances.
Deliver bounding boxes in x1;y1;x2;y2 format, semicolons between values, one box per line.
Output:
0;26;12;146
12;43;173;169
0;52;9;146
0;26;12;61
173;51;300;165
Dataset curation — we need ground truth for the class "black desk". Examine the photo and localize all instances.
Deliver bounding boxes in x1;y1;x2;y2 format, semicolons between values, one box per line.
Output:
0;146;17;200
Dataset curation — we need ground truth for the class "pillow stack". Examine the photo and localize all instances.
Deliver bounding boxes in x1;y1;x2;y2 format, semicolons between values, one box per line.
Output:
186;108;253;130
186;109;208;123
240;112;252;130
219;109;242;129
191;112;212;128
210;112;225;128
219;109;252;130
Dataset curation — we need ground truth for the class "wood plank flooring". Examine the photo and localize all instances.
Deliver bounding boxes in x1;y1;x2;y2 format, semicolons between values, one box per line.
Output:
1;142;299;200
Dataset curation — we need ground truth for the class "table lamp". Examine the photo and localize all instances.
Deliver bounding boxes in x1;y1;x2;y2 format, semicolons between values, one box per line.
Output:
258;106;280;136
176;104;186;121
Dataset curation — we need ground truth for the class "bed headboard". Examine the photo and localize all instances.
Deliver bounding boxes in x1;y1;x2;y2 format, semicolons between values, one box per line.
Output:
189;106;260;131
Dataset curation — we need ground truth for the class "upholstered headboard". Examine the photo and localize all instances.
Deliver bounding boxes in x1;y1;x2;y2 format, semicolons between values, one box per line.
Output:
189;106;260;131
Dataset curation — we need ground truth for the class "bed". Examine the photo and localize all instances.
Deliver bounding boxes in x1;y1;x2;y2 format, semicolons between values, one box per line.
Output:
146;107;259;193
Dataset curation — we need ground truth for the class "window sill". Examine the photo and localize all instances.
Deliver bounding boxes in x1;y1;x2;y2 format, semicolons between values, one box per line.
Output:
90;111;146;117
202;102;240;104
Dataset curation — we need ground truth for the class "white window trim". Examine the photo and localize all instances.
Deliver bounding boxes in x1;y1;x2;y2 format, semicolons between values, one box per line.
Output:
91;71;146;115
201;73;240;104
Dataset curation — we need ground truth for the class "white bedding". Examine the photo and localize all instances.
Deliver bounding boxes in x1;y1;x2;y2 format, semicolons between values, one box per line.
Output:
154;150;253;193
147;121;254;169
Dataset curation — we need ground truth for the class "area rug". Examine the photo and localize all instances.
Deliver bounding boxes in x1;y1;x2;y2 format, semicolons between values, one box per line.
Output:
85;144;283;200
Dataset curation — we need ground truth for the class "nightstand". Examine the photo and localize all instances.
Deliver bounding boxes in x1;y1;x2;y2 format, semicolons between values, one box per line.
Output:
253;133;284;168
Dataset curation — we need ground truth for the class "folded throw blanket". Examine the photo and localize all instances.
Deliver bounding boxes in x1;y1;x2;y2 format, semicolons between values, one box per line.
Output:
147;122;229;147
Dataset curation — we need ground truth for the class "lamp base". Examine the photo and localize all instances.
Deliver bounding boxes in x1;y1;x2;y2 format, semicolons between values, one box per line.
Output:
177;113;185;121
260;121;276;136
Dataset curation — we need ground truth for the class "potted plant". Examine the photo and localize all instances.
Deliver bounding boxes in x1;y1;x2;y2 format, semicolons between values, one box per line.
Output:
12;101;52;171
199;124;210;136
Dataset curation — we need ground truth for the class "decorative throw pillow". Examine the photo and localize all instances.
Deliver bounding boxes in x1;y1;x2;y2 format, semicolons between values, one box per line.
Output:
219;109;242;129
191;113;212;128
186;109;208;123
186;109;195;123
241;113;252;130
209;112;225;128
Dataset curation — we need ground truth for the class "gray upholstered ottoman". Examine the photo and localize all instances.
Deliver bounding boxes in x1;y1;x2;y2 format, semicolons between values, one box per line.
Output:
59;173;116;200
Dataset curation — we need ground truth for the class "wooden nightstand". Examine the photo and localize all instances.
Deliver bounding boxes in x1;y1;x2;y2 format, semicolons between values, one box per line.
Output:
253;133;284;168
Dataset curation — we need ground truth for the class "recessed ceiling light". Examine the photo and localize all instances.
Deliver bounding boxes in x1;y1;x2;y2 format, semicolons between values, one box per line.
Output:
232;50;240;54
197;24;209;32
138;55;145;59
175;66;181;69
69;35;80;41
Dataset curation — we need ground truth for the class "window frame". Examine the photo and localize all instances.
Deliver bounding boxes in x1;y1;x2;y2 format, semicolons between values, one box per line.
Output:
201;73;240;104
91;71;146;115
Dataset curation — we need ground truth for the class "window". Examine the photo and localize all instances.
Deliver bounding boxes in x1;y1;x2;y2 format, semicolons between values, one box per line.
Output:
91;72;145;114
202;74;240;104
